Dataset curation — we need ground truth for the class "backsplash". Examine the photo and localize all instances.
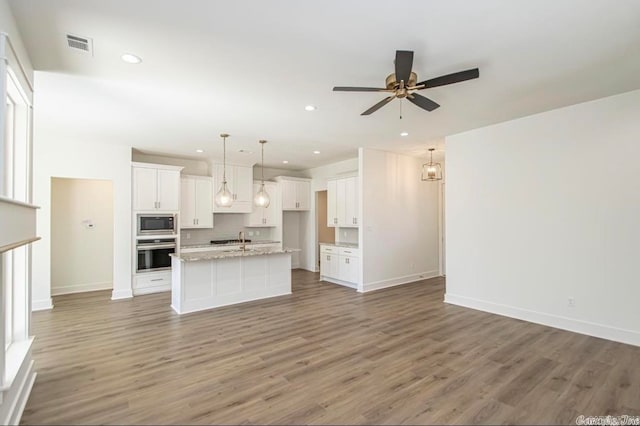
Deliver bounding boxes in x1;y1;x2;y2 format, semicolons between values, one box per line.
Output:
181;214;276;245
335;227;358;245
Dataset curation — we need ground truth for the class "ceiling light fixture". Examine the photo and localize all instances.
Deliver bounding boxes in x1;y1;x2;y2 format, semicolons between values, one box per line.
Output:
196;149;204;153
282;160;289;164
304;105;317;111
421;148;443;181
254;140;271;208
214;133;233;207
313;150;320;154
121;53;142;64
400;132;409;136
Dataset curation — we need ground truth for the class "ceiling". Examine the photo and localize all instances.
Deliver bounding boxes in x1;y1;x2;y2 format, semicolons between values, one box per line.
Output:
9;0;640;170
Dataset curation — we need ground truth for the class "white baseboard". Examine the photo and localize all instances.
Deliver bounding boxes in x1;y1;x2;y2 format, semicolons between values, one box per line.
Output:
111;288;134;300
32;298;53;311
444;293;640;347
320;276;357;289
52;281;112;296
361;270;440;293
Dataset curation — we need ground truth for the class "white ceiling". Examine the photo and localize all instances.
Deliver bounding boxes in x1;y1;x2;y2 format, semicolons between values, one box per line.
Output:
9;0;640;169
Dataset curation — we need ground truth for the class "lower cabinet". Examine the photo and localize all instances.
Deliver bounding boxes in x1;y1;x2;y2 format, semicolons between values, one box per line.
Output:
133;270;171;295
319;245;360;288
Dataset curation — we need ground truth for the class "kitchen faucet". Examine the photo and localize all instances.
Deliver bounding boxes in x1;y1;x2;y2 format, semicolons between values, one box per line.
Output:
239;231;246;252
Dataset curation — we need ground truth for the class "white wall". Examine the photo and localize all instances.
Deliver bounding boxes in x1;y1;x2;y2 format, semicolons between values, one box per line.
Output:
445;88;640;347
51;178;113;295
32;136;132;309
360;148;440;292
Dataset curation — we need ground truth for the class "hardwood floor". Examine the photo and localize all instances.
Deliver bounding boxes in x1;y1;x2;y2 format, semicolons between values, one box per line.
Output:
22;271;640;425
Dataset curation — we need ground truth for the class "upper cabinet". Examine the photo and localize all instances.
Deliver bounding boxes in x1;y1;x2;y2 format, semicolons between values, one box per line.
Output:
278;177;311;211
246;182;279;227
212;164;254;213
180;175;213;229
327;176;359;227
132;163;183;212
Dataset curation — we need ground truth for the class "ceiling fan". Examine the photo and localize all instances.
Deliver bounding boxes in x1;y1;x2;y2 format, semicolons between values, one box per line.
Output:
333;50;479;115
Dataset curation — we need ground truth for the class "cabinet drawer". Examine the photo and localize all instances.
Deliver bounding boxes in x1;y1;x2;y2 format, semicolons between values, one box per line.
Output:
134;272;171;289
320;245;337;254
339;247;360;257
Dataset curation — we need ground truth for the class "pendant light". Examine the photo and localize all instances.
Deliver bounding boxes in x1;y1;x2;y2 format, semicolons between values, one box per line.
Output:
215;133;234;207
254;140;271;207
421;148;443;181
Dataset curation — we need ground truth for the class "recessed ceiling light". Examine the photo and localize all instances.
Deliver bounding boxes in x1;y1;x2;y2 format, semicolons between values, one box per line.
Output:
282;160;289;164
400;132;409;136
121;53;142;64
196;149;204;153
313;150;321;154
305;105;317;111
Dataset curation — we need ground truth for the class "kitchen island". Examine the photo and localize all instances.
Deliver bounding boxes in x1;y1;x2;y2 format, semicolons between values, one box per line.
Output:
170;247;298;314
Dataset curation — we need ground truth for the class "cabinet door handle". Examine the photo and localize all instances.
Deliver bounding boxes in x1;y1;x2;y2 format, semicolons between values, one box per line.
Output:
345;258;349;264
344;251;351;254
157;201;160;209
151;278;163;282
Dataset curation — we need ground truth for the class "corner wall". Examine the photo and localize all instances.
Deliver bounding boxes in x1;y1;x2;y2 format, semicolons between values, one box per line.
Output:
32;136;132;308
360;148;440;292
445;88;640;346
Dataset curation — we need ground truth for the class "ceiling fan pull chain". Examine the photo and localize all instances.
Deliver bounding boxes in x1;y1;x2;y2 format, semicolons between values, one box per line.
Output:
399;98;403;120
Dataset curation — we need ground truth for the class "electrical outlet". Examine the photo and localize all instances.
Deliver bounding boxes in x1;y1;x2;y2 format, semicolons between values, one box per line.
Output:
186;233;191;239
410;262;415;270
568;298;575;308
256;230;260;236
343;231;347;238
248;231;254;237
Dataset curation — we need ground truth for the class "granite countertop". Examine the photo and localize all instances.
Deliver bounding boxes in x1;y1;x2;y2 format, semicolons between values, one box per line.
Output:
181;240;281;249
171;247;300;262
319;242;359;249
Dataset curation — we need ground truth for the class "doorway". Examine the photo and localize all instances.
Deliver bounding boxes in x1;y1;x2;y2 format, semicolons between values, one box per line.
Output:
315;190;334;270
50;178;114;295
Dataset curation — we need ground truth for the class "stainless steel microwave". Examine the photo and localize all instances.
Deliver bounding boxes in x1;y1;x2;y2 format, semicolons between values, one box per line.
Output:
137;214;176;235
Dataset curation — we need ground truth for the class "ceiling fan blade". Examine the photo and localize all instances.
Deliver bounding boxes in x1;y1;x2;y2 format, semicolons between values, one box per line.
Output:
361;96;396;115
333;86;390;92
417;68;479;89
407;93;440;112
395;50;414;85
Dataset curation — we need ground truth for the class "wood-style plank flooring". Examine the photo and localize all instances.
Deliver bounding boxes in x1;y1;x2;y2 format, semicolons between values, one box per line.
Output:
22;271;640;425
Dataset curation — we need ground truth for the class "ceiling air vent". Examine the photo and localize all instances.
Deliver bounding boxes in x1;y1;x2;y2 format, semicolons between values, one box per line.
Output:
66;34;93;55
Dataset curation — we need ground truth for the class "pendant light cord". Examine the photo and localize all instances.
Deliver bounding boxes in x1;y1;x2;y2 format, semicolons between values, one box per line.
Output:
222;135;227;183
261;142;265;184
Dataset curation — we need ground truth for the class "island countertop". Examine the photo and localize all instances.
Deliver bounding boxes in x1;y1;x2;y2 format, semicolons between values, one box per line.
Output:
171;247;300;262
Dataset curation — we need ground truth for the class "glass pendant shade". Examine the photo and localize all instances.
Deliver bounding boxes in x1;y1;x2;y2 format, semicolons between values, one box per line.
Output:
215;133;234;207
254;139;270;207
421;148;443;181
254;183;270;208
215;181;233;207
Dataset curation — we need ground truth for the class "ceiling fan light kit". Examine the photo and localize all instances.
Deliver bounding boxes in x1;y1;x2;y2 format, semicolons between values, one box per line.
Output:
333;50;479;116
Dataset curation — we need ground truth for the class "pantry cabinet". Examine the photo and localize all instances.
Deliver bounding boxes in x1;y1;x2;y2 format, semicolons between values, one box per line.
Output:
327;176;359;227
180;175;213;229
132;163;182;212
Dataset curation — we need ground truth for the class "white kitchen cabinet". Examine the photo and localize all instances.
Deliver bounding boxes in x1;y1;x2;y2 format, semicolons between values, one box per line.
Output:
246;182;279;227
327;176;359;227
212;164;254;213
180;175;213;229
327;179;337;226
132;163;182;212
320;249;339;280
320;244;359;287
278;178;311;211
